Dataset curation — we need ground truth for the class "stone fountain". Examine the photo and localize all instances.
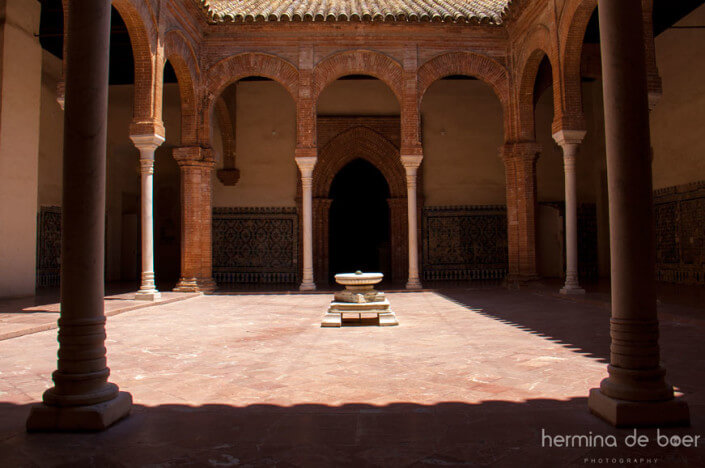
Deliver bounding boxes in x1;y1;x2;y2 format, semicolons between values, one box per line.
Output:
321;271;399;327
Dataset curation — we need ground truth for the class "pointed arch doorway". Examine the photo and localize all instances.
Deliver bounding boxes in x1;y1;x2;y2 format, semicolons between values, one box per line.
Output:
329;159;391;282
307;125;409;286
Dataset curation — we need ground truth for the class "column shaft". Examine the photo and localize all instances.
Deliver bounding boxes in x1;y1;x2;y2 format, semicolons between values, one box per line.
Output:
554;130;586;295
588;0;688;426
131;135;165;300
27;0;132;431
401;155;422;289
296;152;317;291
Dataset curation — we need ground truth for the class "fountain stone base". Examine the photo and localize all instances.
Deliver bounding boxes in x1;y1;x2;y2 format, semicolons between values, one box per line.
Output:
322;272;399;327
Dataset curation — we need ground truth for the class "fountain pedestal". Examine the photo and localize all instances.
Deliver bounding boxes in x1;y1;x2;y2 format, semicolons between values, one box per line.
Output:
322;272;399;327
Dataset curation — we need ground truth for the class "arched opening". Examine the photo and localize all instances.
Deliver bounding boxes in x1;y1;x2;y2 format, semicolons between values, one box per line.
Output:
328;159;391;281
103;5;139;289
311;74;406;286
418;74;507;282
533;55;567;280
153;59;182;289
210;76;298;286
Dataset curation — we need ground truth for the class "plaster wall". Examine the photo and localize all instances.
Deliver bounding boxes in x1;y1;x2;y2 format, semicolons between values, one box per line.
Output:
213;81;297;207
317;79;400;115
421;79;506;206
213;79;511;208
37;50;63;208
651;3;705;189
0;0;42;298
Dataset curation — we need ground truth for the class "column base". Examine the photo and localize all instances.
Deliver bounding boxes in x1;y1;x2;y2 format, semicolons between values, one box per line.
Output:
197;277;217;293
504;275;540;289
26;391;132;432
173;278;216;293
560;285;585;295
299;281;316;291
406;280;422;290
134;289;161;301
588;388;690;427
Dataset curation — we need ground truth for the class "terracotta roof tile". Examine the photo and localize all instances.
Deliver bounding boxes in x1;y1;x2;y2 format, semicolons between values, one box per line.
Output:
201;0;511;23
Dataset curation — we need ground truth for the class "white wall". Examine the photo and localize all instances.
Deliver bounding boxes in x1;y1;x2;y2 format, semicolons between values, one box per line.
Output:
213;81;298;207
0;0;42;298
421;79;506;206
651;3;705;189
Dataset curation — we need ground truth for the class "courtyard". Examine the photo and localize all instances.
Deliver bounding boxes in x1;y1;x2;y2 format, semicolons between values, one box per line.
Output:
0;285;703;466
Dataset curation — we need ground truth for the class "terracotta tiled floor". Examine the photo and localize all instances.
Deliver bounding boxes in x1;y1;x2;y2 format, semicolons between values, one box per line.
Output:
0;287;703;466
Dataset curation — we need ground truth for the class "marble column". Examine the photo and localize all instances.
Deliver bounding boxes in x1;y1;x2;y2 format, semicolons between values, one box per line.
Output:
588;0;689;426
296;151;317;291
26;0;132;431
131;134;165;300
553;130;586;295
401;155;423;289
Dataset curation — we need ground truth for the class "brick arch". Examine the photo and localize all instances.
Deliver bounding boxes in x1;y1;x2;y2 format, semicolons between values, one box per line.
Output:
314;126;405;198
312;50;404;104
557;0;597;131
201;53;299;146
516;47;554;140
112;0;161;128
205;53;299;101
164;30;200;145
307;126;408;285
417;51;511;139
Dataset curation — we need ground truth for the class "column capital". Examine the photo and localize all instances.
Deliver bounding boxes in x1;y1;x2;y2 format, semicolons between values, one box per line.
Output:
499;141;541;162
295;155;317;177
173;146;215;168
552;129;587;147
401;154;423;170
130;133;166;154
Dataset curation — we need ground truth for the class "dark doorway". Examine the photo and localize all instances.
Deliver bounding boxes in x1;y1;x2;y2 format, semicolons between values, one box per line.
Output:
329;159;391;282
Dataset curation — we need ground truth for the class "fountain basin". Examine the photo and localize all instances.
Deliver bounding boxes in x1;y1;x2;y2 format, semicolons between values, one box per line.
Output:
334;272;383;286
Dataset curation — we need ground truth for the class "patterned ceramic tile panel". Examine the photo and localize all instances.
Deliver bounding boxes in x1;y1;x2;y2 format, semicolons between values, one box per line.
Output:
654;181;705;284
422;205;507;281
36;206;61;288
212;207;299;283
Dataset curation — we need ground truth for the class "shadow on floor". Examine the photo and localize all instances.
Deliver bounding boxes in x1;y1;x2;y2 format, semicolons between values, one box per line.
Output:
0;399;702;467
436;288;613;364
435;287;705;405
